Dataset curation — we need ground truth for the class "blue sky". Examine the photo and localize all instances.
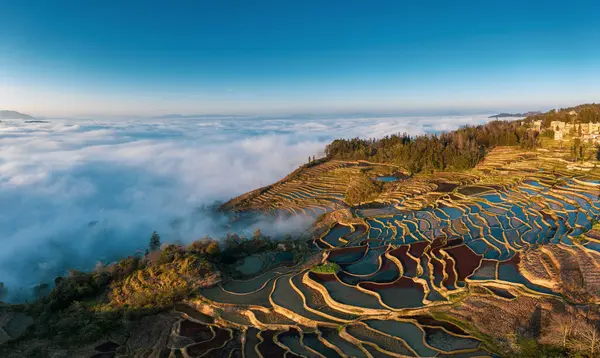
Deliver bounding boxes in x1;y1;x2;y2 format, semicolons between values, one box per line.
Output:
1;0;599;116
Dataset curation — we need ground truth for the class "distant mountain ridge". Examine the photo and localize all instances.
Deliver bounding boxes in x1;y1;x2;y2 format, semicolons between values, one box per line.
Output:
153;114;239;119
489;111;541;118
0;110;34;120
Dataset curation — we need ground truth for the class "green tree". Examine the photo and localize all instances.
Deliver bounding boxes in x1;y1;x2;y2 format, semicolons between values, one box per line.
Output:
149;231;161;252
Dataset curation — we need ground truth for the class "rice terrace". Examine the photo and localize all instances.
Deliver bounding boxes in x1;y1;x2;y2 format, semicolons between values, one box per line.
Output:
4;105;600;357
173;144;600;357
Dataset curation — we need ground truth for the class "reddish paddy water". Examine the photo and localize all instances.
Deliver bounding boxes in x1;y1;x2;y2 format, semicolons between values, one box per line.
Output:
458;186;494;196
257;330;286;356
434;182;459;193
389;246;419;277
360;278;425;309
412;315;468;336
409;241;429;258
444;245;483;282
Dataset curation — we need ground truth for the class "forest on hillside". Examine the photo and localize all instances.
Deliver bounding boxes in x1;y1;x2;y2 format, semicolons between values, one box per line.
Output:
325;103;600;174
325;120;538;173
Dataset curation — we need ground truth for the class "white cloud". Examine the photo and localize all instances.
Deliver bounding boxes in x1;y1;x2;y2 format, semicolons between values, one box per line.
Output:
0;114;493;300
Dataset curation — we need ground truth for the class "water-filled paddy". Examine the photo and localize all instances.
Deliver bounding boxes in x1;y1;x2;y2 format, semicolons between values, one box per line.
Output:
234;255;264;276
222;271;278;294
179;320;214;342
346;324;416;356
361;278;425;309
423;327;481;352
302;333;340;356
272;274;332;323
434;182;459;193
365;319;438;357
376;176;398;182
309;272;386;310
244;328;260;357
278;329;315;357
320;327;369;357
458;186;493;196
321;224;353;247
186;327;231;356
200;280;274;307
470;260;497;281
257;330;286;356
193;151;600;358
343;246;387;275
328;245;367;264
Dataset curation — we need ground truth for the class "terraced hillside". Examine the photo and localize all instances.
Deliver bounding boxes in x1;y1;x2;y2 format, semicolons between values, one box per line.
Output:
6;146;600;357
183;146;600;357
221;160;404;216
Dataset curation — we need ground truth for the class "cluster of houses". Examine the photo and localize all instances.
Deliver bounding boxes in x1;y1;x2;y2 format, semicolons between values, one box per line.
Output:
531;110;600;144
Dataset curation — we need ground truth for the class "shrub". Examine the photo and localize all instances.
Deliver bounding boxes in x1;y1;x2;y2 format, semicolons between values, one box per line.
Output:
159;244;186;264
311;263;341;274
109;256;142;281
44;270;112;310
541;129;555;139
109;255;214;308
189;237;220;256
206;242;220;256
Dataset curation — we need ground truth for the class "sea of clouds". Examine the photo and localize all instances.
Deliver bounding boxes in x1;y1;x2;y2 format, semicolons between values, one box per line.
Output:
0;113;494;299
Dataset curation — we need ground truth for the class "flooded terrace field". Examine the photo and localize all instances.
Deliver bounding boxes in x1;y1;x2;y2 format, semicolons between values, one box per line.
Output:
181;147;600;357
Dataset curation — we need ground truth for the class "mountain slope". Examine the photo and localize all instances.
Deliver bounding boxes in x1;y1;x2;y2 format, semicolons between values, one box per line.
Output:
0;110;34;120
488;111;541;118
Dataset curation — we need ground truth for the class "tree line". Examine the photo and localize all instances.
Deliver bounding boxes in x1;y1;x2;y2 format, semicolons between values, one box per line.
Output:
325;120;539;173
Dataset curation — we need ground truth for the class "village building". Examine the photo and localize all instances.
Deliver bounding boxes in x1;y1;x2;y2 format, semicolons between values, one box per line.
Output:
554;129;564;141
585;122;600;135
582;133;600;144
548;119;600;142
550;120;570;141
